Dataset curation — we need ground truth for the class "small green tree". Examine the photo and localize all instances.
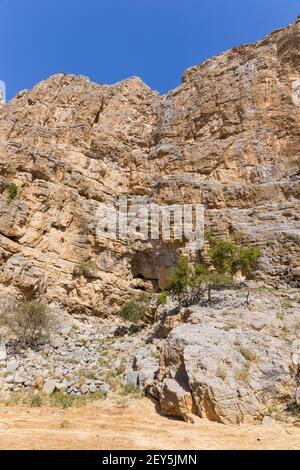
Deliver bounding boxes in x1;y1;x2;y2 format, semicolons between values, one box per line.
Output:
169;257;192;296
0;300;51;347
208;232;262;277
194;264;234;302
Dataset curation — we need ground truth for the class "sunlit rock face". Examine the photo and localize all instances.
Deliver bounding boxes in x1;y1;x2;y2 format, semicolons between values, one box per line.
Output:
0;18;299;315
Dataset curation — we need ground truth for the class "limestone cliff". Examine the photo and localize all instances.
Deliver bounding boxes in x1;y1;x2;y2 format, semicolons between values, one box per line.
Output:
0;18;299;316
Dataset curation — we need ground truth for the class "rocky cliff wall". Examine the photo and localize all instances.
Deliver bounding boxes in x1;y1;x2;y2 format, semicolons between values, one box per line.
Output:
0;19;299;315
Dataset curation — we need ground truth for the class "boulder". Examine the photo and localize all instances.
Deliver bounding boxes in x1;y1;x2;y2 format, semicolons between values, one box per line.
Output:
132;347;159;392
160;379;195;423
146;289;299;424
80;384;89;394
89;382;97;393
126;371;139;387
99;383;110;395
43;379;57;395
6;359;18;373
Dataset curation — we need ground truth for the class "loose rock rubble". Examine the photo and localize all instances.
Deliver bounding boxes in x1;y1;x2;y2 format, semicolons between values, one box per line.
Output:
0;295;149;400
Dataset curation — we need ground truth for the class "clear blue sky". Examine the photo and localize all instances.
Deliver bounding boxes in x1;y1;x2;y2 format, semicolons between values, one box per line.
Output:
1;0;300;100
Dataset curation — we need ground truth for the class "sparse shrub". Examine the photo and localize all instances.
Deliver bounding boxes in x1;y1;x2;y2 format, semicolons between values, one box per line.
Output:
50;391;86;409
169;257;206;306
208;233;262;277
238;246;262;276
75;261;99;278
59;420;71;429
223;323;236;332
5;392;22;406
266;405;278;416
239;346;258;363
277;311;285;321
286;401;300;418
216;366;227;381
89;390;106;401
208;238;238;275
7;182;18;203
157;290;168;306
235;362;251;383
121;384;142;397
120;292;151;324
193;265;234;302
281;299;293;310
23;392;44;407
0;300;51;348
170;259;234;304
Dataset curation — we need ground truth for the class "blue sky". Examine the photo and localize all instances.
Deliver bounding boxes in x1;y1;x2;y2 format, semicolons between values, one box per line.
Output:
1;0;300;100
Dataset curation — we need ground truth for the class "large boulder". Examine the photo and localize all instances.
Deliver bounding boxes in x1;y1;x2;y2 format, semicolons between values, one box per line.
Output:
141;288;300;424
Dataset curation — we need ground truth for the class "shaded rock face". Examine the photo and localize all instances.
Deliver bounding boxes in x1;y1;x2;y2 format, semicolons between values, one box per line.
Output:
0;19;300;315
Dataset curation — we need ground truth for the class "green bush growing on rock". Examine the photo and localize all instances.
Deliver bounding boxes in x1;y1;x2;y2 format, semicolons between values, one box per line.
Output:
168;257;233;304
157;290;168;306
74;261;99;278
7;182;18;203
120;292;151;324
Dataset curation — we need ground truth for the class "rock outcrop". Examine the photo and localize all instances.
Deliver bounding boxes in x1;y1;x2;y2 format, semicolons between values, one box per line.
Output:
134;286;300;424
0;19;300;316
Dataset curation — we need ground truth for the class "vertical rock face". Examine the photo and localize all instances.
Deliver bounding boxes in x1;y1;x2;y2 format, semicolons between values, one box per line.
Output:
0;19;300;315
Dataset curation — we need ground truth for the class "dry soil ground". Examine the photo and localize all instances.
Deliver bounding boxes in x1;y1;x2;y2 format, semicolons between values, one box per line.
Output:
0;398;299;450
